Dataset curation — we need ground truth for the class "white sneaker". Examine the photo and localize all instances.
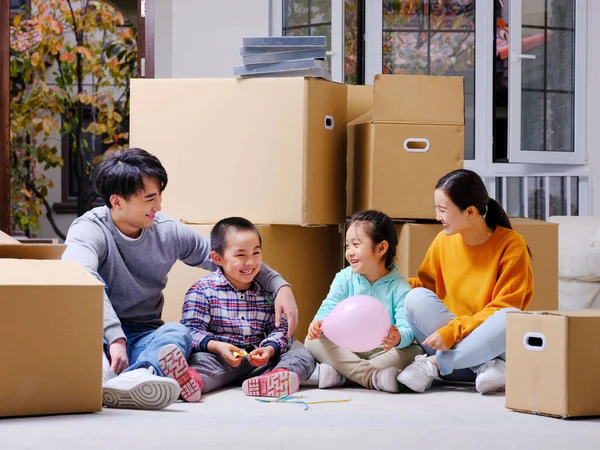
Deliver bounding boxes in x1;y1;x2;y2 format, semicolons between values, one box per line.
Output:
102;366;180;410
317;363;347;389
102;353;117;383
397;355;439;393
475;359;506;394
371;367;401;393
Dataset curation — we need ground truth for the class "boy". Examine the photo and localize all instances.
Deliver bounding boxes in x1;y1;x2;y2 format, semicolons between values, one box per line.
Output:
183;217;316;397
62;148;299;410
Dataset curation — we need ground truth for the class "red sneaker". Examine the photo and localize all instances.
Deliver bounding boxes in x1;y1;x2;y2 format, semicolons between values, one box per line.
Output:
242;368;299;398
158;344;203;403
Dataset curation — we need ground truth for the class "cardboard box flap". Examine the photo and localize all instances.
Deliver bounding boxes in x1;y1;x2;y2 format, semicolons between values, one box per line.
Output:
348;110;373;127
0;259;103;286
372;74;464;125
0;231;19;244
0;244;66;260
509;310;600;318
347;84;373;123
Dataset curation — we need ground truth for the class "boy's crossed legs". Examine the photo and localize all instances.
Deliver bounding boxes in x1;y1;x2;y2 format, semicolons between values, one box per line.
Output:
189;348;316;397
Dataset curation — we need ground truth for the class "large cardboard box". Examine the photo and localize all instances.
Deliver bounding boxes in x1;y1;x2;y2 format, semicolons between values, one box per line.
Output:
162;223;343;343
506;310;600;418
347;74;464;219
130;77;347;226
396;218;558;311
0;241;104;418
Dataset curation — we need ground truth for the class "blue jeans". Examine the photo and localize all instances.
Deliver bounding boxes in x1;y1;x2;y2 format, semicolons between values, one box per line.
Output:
104;322;192;376
404;288;518;379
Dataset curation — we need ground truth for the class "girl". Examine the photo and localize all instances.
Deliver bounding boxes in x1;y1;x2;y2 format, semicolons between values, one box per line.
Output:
304;210;423;393
398;169;533;394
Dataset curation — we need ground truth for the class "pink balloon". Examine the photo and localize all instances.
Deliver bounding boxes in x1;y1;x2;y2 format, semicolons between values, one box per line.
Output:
321;295;390;352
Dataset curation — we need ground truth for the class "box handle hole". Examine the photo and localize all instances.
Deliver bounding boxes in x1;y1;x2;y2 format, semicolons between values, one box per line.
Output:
403;138;430;153
523;332;546;352
324;115;334;130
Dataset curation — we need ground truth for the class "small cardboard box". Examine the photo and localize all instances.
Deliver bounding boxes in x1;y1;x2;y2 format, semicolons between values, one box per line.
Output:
347;74;464;219
0;240;104;418
396;218;558;311
130;77;347;226
162;223;343;343
506;310;600;418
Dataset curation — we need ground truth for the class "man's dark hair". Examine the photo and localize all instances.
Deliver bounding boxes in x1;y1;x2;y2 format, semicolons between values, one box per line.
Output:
95;148;168;207
211;217;262;256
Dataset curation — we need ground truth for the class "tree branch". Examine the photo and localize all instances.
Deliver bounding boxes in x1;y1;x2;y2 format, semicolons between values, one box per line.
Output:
25;180;66;241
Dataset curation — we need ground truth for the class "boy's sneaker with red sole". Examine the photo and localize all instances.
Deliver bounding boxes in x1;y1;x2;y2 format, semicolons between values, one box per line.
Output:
242;368;299;397
158;344;203;402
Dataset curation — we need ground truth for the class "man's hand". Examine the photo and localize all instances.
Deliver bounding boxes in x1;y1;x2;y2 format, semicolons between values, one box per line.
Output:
207;341;244;367
306;320;323;340
109;338;129;374
274;286;298;339
248;346;275;367
423;332;448;351
382;325;401;351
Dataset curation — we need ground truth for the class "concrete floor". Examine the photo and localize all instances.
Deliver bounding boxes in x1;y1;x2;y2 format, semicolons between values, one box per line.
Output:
2;383;599;450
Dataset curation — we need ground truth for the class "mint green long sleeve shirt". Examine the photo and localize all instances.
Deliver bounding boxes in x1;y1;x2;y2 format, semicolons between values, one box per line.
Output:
314;265;414;349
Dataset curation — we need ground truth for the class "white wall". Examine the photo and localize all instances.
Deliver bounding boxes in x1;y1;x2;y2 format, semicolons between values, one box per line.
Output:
156;0;271;79
587;0;600;215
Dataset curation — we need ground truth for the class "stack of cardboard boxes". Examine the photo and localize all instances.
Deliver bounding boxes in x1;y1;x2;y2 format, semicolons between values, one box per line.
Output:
129;74;599;418
0;231;104;418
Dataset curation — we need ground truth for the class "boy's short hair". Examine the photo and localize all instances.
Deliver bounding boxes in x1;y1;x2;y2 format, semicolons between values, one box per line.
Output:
211;217;262;256
95;148;168;207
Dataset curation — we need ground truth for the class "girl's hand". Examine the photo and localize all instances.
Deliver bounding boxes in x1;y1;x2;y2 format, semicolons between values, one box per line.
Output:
423;332;448;351
306;320;323;340
382;325;400;351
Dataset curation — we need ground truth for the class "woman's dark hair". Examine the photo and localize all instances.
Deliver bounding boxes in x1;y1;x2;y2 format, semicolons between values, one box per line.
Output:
436;169;532;257
435;169;512;231
349;210;397;269
95;148;168;208
211;217;262;256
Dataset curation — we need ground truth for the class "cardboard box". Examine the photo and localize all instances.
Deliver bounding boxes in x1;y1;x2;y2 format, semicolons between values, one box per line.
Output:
396;218;558;311
0;243;104;417
506;310;600;418
347;75;464;219
162;223;343;343
130;77;347;226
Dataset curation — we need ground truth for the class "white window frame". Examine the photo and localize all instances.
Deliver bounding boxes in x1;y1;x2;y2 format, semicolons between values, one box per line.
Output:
508;0;587;164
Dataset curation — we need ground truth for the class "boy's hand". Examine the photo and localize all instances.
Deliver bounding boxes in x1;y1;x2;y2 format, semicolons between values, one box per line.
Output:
208;341;244;367
382;325;401;351
109;338;129;374
306;320;323;340
248;346;275;367
274;286;298;339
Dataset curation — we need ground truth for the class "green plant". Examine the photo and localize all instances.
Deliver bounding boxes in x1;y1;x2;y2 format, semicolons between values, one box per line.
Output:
9;0;136;237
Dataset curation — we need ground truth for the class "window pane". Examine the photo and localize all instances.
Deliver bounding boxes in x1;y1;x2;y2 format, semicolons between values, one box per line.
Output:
383;32;429;74
430;0;475;30
383;0;427;30
548;0;574;29
345;0;358;84
546;93;573;151
521;28;546;90
527;177;546;220
285;27;309;36
506;177;525;217
547;30;574;91
310;0;331;24
285;0;309;27
10;0;26;9
521;91;544;151
549;176;567;216
570;176;579;215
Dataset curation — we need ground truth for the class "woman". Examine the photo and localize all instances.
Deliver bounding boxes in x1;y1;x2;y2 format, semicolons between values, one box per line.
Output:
398;169;533;394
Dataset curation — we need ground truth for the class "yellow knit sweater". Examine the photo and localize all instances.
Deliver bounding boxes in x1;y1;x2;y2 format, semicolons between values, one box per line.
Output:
409;226;533;349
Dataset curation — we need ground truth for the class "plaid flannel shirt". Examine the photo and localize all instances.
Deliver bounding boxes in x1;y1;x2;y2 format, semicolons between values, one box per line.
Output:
181;268;290;356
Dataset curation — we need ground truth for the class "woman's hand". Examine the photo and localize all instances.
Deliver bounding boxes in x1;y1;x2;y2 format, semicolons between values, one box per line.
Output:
423;332;448;351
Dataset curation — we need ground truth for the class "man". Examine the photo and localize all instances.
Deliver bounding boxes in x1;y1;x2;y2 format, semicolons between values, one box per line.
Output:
62;148;298;410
